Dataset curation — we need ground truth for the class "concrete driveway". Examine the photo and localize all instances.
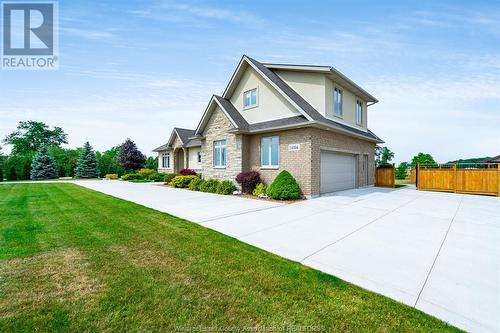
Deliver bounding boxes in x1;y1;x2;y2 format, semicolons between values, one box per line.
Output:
77;181;499;333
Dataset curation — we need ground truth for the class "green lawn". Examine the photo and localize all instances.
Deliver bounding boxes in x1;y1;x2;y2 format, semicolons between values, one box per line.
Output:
0;184;460;332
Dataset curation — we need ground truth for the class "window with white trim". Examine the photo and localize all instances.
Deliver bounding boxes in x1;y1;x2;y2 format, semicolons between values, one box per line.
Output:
243;88;257;108
162;152;170;168
261;136;279;168
356;100;363;125
213;140;226;167
333;88;343;117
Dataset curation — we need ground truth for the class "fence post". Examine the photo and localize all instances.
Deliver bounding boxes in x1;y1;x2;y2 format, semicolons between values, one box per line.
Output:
392;163;395;188
498;164;500;197
417;163;420;190
453;163;457;193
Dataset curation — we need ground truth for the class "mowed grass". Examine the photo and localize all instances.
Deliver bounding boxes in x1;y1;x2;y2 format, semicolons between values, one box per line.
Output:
0;184;460;332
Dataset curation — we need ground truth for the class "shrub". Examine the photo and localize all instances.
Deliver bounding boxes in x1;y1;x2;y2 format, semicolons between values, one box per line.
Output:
137;168;156;179
235;171;261;193
105;173;118;180
121;173;142;181
180;168;197;176
189;177;205;191
253;183;267;196
216;180;236;195
147;172;165;182
267;170;301;200
163;173;176;183
200;178;220;193
169;175;198;188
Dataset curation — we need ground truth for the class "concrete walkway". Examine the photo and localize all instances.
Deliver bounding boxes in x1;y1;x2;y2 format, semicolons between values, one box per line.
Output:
26;180;500;332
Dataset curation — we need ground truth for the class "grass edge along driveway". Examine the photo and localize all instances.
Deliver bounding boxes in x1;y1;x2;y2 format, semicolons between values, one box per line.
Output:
0;183;461;332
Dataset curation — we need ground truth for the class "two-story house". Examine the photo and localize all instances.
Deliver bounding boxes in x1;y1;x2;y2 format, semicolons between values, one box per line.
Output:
153;55;383;198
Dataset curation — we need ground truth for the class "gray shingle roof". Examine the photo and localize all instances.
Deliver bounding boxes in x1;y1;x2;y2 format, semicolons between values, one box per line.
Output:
245;56;324;122
213;95;249;130
174;128;196;145
245;56;381;142
246;116;309;131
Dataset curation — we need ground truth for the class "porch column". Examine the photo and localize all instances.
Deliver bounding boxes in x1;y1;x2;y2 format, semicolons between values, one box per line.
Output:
183;148;188;169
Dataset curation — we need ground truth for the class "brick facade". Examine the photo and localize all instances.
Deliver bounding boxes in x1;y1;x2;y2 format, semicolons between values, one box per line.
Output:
175;107;375;198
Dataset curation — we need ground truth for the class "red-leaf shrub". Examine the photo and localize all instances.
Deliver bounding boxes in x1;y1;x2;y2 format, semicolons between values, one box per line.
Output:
235;171;261;193
180;168;197;176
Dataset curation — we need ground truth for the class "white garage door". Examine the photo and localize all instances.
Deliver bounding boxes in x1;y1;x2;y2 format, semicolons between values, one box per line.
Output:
320;151;357;194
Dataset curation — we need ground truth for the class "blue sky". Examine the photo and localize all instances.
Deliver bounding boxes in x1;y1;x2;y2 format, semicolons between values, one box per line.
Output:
1;0;499;163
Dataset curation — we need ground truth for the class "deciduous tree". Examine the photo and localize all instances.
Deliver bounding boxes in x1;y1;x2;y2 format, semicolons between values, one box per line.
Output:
4;121;67;154
119;138;145;171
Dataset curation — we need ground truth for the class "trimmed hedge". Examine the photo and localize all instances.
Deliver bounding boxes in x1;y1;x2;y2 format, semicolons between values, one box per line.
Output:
189;177;204;191
267;171;301;200
147;172;165;182
200;179;219;193
163;173;176;183
121;173;142;181
137;168;156;179
216;180;236;195
105;174;118;180
169;175;198;188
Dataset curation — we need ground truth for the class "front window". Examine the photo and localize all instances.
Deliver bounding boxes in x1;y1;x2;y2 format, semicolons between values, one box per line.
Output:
213;140;227;167
162;153;170;168
356;100;363;125
261;136;279;168
334;88;343;117
243;88;257;108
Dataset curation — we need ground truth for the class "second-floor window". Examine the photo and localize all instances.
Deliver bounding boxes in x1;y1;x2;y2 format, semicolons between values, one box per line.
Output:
333;88;343;117
213;140;227;167
261;136;279;168
356;100;363;125
243;88;257;108
162;153;170;168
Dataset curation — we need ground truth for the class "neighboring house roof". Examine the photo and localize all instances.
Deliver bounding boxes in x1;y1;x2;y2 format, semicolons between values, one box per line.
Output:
153;127;201;152
484;155;500;163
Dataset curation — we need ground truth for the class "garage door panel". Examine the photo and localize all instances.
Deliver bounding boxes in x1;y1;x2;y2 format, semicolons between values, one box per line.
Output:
321;151;356;194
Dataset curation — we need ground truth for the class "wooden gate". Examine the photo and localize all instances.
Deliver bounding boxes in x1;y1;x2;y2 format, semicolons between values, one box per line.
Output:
417;163;500;196
375;166;394;188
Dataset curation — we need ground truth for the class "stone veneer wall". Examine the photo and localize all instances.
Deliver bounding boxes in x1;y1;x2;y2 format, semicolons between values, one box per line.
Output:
200;107;243;184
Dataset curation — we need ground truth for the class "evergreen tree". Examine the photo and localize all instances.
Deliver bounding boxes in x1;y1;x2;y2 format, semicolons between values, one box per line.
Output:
30;146;58;180
75;142;98;178
120;138;146;171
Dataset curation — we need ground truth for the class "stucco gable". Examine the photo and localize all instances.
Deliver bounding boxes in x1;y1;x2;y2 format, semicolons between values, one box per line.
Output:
227;65;302;124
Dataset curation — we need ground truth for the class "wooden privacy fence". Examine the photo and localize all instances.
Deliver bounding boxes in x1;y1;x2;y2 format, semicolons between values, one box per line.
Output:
375;166;394;187
417;163;500;196
410;169;416;183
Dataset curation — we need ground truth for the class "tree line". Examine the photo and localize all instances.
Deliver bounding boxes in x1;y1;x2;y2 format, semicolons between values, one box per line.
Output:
0;121;157;181
375;146;436;180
